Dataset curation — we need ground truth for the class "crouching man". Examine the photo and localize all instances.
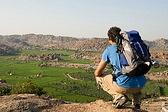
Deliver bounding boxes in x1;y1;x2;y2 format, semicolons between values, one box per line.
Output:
94;26;147;111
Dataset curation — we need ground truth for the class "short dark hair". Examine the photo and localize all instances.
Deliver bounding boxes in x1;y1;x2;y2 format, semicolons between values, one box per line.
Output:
107;26;121;41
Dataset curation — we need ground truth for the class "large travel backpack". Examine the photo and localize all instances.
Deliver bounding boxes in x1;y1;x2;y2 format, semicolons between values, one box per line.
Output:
115;30;151;76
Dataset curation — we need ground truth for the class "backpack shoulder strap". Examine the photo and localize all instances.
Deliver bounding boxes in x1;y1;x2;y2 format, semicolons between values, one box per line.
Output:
114;35;123;53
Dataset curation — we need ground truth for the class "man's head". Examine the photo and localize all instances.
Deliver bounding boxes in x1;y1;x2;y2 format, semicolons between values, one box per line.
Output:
107;26;121;42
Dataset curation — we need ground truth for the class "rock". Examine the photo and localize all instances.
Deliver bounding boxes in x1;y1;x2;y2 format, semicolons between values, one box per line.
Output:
0;94;57;112
19;53;62;62
162;101;168;112
0;79;7;83
147;70;168;80
0;94;167;112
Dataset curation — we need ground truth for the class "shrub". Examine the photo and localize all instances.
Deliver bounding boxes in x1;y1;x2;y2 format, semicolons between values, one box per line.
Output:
0;84;11;96
11;80;46;96
143;80;167;98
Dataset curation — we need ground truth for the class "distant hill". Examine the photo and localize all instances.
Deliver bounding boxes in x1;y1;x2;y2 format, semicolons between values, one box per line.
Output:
0;34;167;51
146;38;168;50
0;34;107;51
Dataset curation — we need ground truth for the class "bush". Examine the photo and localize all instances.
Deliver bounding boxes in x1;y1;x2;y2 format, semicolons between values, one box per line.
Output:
160;87;168;96
142;80;168;98
142;81;161;98
11;80;46;96
0;84;11;96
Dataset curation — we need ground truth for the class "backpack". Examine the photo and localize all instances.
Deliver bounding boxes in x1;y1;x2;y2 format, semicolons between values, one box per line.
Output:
115;30;152;76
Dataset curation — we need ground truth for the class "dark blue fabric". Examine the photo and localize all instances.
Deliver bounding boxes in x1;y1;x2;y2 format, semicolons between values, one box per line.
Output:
133;42;148;59
128;30;142;42
128;30;149;60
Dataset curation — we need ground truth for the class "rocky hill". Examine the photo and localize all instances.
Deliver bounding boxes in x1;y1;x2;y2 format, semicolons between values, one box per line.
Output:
148;38;168;50
0;34;168;64
0;34;107;51
0;34;167;51
0;94;167;112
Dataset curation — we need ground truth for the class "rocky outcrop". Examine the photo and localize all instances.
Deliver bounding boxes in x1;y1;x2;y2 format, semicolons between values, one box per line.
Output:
150;51;168;65
162;101;168;112
0;94;167;112
147;70;168;80
19;53;62;62
0;94;64;112
151;52;168;60
71;50;100;61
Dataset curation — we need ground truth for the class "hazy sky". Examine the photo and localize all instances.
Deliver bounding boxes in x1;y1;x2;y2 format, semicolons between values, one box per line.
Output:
0;0;167;40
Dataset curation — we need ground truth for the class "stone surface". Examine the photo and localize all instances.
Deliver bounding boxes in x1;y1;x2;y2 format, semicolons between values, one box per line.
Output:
0;94;58;112
0;94;167;112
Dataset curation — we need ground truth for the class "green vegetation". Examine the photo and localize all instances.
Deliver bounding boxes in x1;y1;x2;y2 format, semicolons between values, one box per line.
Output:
142;81;161;98
0;49;168;102
150;66;168;72
0;85;11;96
11;80;46;96
0;49;104;102
142;80;168;98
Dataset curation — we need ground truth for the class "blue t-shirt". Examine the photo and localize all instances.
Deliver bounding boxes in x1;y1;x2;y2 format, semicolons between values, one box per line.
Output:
102;44;147;88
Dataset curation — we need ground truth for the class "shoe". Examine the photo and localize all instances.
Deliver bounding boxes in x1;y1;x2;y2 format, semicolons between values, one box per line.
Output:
112;95;128;108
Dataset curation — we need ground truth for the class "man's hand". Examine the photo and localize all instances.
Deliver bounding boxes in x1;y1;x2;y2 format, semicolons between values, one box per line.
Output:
94;59;107;77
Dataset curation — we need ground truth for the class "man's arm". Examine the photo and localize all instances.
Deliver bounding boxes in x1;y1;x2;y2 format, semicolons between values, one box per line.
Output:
94;59;107;77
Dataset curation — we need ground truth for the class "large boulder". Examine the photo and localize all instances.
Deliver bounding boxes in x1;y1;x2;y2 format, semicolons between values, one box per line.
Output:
0;94;64;112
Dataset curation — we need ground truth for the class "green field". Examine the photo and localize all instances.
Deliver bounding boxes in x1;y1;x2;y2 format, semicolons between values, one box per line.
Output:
0;49;168;103
0;49;111;102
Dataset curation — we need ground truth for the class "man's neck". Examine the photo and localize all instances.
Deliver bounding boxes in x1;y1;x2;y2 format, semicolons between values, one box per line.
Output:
109;40;116;45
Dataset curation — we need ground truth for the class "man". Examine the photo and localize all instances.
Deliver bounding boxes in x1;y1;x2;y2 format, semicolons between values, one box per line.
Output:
94;26;147;111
